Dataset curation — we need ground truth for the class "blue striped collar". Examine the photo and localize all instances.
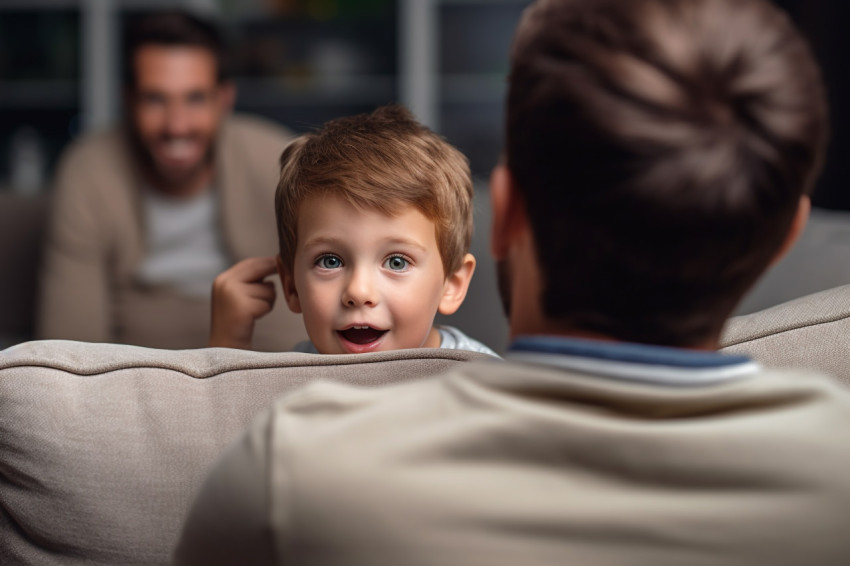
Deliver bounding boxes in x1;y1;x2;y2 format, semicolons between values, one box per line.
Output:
507;335;760;387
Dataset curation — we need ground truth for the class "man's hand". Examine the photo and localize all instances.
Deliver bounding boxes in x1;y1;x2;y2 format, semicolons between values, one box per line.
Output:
209;256;278;349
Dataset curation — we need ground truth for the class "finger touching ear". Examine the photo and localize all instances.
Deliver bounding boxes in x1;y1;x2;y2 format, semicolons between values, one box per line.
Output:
438;253;476;316
277;255;302;314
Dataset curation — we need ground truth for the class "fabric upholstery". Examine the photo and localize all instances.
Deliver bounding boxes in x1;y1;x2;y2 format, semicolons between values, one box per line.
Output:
720;284;850;386
0;340;492;566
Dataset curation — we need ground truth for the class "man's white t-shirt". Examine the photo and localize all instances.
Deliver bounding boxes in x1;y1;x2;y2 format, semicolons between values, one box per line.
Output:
137;186;230;297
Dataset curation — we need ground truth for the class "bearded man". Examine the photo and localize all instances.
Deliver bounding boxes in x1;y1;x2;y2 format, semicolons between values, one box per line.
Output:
37;10;305;350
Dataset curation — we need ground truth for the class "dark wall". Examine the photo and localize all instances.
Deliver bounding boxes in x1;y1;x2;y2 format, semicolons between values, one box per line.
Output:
776;1;850;209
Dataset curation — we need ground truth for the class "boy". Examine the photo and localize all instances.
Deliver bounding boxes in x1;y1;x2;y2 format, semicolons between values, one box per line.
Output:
209;105;498;356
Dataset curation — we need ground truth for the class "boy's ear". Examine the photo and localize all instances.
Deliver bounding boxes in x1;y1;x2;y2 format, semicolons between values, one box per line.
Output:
276;255;302;314
438;253;476;316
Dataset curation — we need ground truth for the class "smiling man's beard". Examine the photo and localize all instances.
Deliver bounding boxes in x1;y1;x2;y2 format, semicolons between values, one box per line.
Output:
127;127;215;194
496;258;512;320
148;137;213;186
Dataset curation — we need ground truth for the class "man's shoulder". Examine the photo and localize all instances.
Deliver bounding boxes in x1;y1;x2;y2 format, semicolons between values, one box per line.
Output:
276;363;469;414
58;125;128;166
259;360;850;515
752;366;850;416
274;359;850;448
268;359;493;430
264;355;850;431
217;114;296;183
53;125;135;197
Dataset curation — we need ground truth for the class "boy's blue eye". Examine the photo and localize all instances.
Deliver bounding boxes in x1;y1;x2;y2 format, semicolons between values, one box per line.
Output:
384;255;409;271
317;255;342;269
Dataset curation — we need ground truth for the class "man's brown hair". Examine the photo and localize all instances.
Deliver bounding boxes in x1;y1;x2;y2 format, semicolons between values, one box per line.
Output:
122;10;228;88
507;0;828;346
275;105;473;276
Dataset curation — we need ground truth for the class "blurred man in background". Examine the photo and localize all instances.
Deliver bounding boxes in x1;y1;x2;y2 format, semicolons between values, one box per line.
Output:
37;10;306;350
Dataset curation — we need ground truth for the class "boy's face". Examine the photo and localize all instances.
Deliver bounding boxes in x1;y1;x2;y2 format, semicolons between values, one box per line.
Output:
280;194;465;354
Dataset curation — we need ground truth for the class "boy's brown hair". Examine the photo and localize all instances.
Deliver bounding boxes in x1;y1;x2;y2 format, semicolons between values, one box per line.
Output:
506;0;828;346
275;105;473;276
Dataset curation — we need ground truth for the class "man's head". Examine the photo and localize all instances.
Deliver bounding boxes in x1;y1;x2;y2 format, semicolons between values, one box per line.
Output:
494;0;828;347
123;11;235;195
275;105;476;354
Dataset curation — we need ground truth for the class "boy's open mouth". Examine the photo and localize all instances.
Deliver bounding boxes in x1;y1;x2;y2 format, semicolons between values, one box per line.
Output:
337;326;387;345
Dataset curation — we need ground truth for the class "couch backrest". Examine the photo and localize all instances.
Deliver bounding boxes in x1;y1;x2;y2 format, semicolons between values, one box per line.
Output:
0;341;494;566
720;284;850;387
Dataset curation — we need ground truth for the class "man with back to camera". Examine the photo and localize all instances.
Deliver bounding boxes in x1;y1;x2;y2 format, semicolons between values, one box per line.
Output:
173;0;850;564
36;10;306;350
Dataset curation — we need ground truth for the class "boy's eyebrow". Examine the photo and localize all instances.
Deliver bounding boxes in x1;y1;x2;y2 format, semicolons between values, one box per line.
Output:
301;236;345;249
301;235;429;252
381;237;429;252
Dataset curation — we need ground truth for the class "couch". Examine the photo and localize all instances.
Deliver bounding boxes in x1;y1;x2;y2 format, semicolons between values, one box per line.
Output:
0;345;495;565
2;284;850;565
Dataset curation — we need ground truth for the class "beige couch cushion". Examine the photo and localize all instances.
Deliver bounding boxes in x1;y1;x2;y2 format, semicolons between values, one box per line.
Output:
0;340;493;566
721;284;850;387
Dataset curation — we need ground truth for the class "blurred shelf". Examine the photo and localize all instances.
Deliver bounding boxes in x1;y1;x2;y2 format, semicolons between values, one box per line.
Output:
437;0;528;4
0;0;526;185
0;0;77;7
234;75;397;107
0;80;79;108
0;185;49;195
440;73;507;104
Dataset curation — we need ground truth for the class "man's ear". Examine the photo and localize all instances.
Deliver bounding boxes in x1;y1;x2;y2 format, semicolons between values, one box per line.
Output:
490;164;529;260
276;255;302;314
217;80;237;114
438;253;476;316
769;195;810;267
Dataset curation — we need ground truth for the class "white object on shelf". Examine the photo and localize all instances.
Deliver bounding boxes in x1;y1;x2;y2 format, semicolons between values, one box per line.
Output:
9;126;46;196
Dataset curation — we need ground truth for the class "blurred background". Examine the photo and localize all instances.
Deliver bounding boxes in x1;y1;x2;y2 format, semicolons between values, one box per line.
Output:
0;0;848;352
0;0;527;186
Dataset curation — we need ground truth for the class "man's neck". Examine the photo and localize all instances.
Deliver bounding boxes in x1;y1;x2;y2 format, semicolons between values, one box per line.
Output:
144;163;215;199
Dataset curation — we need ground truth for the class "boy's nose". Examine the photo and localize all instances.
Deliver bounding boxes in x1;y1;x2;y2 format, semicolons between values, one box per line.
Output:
342;269;377;307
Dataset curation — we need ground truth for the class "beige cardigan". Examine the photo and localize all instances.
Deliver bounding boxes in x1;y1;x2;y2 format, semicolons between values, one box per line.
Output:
36;114;307;351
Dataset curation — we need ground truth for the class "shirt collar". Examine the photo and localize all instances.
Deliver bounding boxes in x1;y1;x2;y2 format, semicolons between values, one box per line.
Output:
507;335;761;387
